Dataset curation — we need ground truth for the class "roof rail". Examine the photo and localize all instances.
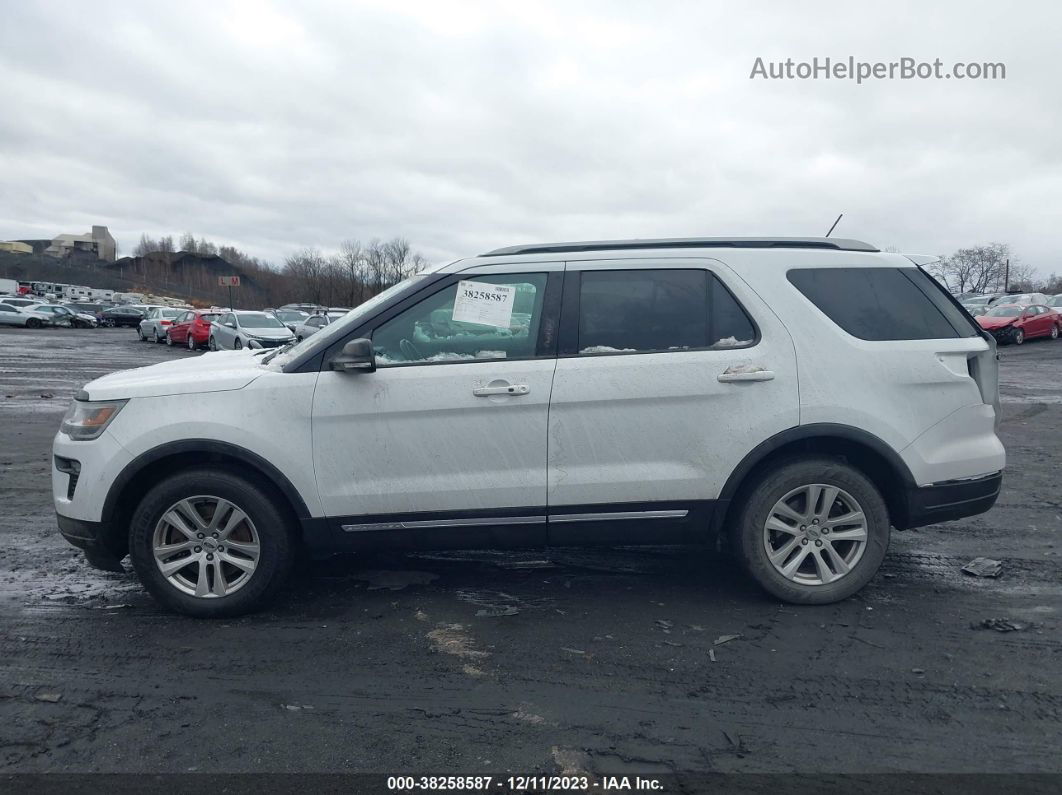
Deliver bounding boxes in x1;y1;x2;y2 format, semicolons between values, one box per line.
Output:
479;237;880;257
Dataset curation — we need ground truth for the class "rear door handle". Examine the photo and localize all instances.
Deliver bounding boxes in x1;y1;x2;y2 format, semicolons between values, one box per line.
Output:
718;369;775;383
473;384;530;397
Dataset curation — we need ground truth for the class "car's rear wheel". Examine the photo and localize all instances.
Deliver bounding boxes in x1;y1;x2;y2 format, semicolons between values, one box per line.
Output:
208;335;217;351
188;334;197;350
1012;328;1025;345
26;317;41;329
166;331;173;346
128;469;295;617
137;327;146;341
732;457;889;604
154;329;164;343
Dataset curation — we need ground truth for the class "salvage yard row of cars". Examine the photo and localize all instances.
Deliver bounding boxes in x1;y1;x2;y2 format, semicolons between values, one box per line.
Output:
0;292;354;350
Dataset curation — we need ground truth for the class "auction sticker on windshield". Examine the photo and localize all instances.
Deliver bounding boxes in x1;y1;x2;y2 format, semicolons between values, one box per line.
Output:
452;281;516;328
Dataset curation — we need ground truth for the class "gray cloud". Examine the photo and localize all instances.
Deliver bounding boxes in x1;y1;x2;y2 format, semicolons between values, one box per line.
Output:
1;0;1060;273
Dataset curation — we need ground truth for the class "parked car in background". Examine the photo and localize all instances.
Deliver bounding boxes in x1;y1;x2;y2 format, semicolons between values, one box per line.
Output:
294;311;346;341
209;310;296;350
1047;295;1062;312
63;302;111;322
1000;292;1050;306
32;304;98;328
0;297;45;309
268;308;310;333
976;303;1061;344
138;307;185;342
0;303;54;328
166;310;221;350
100;306;147;327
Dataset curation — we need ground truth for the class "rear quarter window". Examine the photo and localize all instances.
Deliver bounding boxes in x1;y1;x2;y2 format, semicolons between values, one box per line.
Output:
787;267;979;341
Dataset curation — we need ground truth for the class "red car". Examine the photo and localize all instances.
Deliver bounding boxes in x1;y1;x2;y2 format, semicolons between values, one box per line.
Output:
166;309;221;350
976;303;1062;345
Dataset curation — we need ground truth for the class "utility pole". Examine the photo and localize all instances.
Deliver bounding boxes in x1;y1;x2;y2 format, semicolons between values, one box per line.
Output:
1004;258;1010;292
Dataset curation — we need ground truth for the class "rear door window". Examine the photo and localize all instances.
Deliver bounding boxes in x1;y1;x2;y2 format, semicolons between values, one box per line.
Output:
575;269;756;354
787;267;979;340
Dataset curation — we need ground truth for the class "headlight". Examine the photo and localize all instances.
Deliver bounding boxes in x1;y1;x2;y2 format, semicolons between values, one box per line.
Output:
60;399;127;441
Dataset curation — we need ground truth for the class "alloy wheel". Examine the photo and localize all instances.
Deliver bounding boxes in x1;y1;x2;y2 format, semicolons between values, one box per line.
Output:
188;334;196;350
762;483;868;586
152;496;261;598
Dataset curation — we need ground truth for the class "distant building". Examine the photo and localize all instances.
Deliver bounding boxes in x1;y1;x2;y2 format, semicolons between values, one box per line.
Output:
42;225;117;263
0;241;32;255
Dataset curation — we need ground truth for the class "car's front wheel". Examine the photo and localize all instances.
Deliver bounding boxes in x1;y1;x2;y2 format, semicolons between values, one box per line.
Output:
128;469;295;617
1012;328;1025;345
234;338;243;350
732;457;890;604
1051;325;1059;340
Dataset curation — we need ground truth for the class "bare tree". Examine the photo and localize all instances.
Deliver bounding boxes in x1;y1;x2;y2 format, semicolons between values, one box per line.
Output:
926;243;1013;294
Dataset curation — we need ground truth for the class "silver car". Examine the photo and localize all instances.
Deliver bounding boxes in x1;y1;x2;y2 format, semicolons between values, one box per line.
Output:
269;308;310;333
0;303;55;328
209;310;295;351
293;312;345;342
138;307;185;342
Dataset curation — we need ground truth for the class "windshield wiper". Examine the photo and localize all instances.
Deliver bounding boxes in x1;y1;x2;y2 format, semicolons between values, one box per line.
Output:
261;341;295;364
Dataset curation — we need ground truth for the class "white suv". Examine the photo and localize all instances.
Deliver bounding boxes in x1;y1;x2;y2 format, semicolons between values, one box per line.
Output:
53;238;1005;617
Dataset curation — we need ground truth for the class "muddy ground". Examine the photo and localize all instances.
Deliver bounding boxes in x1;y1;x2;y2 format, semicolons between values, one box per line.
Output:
0;326;1060;775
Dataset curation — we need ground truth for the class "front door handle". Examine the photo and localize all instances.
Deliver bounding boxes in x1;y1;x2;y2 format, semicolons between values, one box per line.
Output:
473;384;530;397
718;369;775;383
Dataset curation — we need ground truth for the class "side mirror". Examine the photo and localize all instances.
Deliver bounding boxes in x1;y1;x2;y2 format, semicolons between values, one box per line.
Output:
226;322;236;328
331;338;375;373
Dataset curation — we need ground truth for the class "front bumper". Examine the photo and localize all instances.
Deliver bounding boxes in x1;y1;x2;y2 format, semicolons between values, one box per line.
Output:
902;471;1003;529
56;513;125;572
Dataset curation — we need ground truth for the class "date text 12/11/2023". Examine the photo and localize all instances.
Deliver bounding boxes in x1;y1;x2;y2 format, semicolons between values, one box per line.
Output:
386;775;664;791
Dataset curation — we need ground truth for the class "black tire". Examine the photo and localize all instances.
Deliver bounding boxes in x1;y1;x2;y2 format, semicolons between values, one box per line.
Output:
732;456;890;605
154;329;164;344
128;468;295;618
234;338;242;350
209;336;217;351
1051;325;1059;340
188;334;197;351
1012;328;1024;345
138;327;146;341
296;335;303;343
26;317;41;329
166;332;173;346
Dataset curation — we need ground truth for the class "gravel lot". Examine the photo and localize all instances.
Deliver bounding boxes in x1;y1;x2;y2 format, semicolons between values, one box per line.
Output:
1;326;1060;775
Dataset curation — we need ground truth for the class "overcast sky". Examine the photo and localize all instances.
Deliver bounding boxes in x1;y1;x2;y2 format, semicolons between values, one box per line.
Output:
1;1;1060;273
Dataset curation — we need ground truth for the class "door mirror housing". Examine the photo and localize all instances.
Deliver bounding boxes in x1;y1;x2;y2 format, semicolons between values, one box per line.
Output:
332;338;376;373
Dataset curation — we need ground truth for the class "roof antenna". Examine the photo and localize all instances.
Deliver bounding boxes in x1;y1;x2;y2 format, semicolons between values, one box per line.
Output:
825;213;843;238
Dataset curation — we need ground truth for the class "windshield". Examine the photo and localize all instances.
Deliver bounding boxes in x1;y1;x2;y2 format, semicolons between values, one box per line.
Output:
1049;296;1062;307
987;306;1021;317
962;296;992;305
238;313;286;329
275;310;307;321
199;313;220;322
265;272;434;367
161;309;182;318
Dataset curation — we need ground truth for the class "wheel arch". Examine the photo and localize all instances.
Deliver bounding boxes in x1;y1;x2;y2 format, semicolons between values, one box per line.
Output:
101;440;311;556
711;424;918;535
